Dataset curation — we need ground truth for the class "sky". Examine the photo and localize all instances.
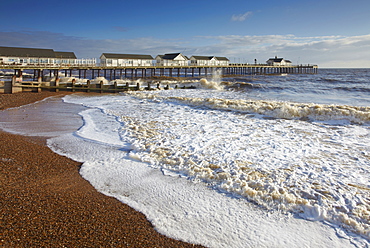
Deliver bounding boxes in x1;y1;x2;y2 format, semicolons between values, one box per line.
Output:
1;0;370;68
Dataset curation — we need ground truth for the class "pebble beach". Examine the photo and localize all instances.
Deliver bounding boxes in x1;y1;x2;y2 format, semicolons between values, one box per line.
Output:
0;92;203;247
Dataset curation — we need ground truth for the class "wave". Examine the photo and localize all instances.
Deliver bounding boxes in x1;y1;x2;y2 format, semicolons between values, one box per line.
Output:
199;78;224;90
129;92;370;124
319;78;341;83
319;77;369;86
334;86;370;93
226;82;266;90
119;91;370;239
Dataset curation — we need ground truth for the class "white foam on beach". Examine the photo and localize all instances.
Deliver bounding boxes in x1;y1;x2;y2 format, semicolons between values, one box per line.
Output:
1;87;369;247
48;92;370;247
48;132;359;248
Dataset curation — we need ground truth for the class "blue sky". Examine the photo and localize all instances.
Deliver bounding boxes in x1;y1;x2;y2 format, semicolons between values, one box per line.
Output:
1;0;370;67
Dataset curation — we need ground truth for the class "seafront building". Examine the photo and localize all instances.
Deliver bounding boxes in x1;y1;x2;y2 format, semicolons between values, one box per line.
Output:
0;47;231;67
0;46;96;66
155;53;189;66
0;46;76;65
100;53;154;67
266;56;292;66
189;56;229;66
1;46;295;69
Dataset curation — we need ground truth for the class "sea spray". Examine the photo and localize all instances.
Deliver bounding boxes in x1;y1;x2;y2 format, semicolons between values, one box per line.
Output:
200;68;224;90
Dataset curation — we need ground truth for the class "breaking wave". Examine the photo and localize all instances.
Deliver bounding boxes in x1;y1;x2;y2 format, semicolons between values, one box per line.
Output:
199;78;224;90
129;92;370;124
118;91;370;239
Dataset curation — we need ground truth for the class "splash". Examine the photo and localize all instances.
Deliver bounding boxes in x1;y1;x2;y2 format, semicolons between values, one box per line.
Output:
199;69;224;90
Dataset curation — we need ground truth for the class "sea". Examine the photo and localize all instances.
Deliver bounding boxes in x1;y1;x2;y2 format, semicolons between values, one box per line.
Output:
1;68;369;247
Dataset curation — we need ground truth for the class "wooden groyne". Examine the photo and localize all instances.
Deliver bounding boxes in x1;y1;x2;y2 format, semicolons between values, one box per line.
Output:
0;76;192;94
0;77;144;94
0;64;318;94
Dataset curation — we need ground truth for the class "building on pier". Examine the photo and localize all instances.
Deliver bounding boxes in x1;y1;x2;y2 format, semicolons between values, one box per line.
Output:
99;53;154;67
0;46;57;65
266;56;292;66
156;53;189;66
54;51;77;65
0;46;95;66
189;56;230;66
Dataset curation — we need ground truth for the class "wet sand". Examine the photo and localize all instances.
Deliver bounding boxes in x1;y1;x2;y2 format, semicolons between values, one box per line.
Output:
0;92;203;247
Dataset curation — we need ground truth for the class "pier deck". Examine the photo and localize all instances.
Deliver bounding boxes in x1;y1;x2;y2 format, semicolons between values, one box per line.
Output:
0;64;318;94
1;64;318;78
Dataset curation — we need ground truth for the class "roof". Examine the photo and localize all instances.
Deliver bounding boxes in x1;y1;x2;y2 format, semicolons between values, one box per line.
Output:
215;56;229;61
54;51;77;59
267;56;292;63
0;46;56;58
161;53;181;60
191;56;229;61
159;53;189;60
267;57;284;62
191;56;214;60
101;53;153;59
0;46;77;59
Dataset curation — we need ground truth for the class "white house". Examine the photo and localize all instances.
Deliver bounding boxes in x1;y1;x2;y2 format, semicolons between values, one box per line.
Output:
54;51;78;65
214;57;230;66
266;56;292;66
0;46;77;65
155;53;189;66
190;56;230;66
100;53;154;67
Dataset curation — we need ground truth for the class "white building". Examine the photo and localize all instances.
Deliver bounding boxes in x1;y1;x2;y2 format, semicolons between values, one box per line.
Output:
54;51;78;65
155;53;189;66
100;53;154;67
266;56;292;66
74;58;97;66
190;56;230;66
0;46;79;65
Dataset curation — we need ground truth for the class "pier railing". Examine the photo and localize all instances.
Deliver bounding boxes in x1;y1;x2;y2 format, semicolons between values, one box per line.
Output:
0;64;318;70
0;64;318;80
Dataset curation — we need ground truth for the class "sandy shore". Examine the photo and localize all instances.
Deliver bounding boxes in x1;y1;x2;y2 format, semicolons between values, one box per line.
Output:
0;92;204;247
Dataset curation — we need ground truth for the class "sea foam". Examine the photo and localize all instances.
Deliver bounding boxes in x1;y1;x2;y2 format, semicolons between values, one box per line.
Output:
61;90;370;241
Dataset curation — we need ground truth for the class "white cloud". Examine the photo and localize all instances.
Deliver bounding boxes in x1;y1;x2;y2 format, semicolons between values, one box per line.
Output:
194;34;370;67
231;11;253;22
1;31;370;67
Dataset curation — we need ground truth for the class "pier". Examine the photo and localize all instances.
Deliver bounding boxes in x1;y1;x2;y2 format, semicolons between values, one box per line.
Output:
0;64;318;94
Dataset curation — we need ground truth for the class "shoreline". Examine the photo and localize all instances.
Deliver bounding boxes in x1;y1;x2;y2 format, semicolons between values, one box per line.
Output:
0;92;203;247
